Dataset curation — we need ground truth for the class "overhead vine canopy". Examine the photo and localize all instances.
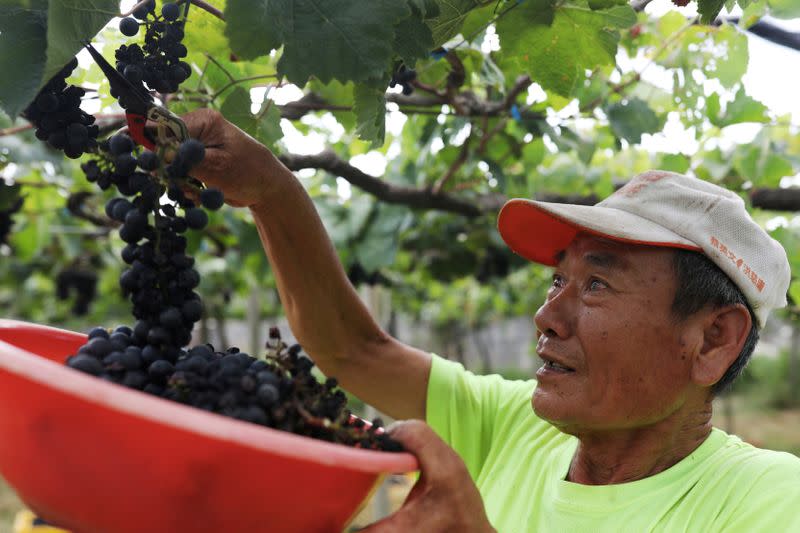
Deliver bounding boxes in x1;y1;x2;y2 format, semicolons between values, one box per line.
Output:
0;0;798;331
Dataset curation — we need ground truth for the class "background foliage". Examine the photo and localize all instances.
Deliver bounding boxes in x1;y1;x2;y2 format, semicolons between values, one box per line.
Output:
0;0;798;392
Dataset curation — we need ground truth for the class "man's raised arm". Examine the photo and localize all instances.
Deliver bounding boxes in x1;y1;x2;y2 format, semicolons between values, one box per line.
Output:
181;109;431;421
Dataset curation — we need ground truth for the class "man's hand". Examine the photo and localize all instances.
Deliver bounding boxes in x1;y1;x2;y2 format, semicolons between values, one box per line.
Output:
360;420;496;533
179;109;290;208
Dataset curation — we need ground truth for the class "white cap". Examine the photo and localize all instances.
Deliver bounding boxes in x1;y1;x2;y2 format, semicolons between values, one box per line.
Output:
497;170;791;327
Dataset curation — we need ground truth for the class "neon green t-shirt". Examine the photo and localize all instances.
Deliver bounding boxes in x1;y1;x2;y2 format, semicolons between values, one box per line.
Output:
425;355;800;533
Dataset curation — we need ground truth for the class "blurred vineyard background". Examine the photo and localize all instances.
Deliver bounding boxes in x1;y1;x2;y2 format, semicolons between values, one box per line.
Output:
2;0;800;530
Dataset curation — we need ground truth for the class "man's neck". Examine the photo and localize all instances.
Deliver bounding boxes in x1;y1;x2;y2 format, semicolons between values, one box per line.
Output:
566;402;713;485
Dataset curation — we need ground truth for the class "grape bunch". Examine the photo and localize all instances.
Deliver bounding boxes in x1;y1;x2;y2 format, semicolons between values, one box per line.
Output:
80;133;222;362
0;189;24;246
55;267;98;316
115;1;191;95
389;64;417;95
23;58;99;159
67;323;403;451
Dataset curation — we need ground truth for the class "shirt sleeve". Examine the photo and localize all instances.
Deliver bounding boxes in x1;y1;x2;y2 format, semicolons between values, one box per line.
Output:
425;353;536;480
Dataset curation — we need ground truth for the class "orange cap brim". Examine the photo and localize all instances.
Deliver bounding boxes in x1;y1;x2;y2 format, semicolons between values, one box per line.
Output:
497;199;701;266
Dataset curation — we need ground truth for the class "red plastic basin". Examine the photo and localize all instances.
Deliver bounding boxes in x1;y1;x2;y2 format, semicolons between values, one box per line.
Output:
0;320;418;532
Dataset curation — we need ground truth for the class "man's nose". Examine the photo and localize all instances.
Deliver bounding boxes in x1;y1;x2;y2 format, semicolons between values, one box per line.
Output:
534;286;574;339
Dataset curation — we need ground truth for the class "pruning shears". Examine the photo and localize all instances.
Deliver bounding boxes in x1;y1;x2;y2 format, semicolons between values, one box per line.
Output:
83;42;188;150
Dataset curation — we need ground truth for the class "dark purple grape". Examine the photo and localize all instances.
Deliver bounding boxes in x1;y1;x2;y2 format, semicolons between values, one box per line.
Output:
119;17;140;37
35;92;59;113
184;208;208;230
257;384;279;407
181;299;203;321
137;151;159;171
68;354;104;375
177;139;205;168
124;64;143;84
162;3;180;21
88;327;109;340
115;153;138;176
132;0;155;19
109;134;134;156
200;188;224;210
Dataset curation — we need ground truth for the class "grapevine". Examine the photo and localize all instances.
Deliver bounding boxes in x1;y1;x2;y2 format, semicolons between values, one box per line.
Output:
20;1;402;453
22;58;99;159
0;183;24;247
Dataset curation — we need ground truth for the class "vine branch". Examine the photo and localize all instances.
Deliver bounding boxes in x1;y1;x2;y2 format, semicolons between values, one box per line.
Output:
176;0;225;20
433;133;473;194
278;149;489;217
211;74;278;100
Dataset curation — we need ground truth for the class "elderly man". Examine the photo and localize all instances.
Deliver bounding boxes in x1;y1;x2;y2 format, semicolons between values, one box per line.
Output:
183;109;800;532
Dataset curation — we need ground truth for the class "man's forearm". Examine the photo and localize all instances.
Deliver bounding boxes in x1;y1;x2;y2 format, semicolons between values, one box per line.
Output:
247;152;387;367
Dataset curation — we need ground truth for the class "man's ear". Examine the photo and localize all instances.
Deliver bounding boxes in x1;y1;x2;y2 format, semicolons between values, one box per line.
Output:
691;303;753;388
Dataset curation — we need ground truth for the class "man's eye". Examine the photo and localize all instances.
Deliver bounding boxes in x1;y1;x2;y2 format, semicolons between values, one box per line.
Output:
552;274;565;288
588;278;606;291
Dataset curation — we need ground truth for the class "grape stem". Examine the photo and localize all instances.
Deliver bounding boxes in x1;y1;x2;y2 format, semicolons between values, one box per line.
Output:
211;74;279;101
176;0;225;20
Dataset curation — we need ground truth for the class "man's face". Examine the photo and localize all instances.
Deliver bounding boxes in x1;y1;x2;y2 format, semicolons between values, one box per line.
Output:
532;234;699;434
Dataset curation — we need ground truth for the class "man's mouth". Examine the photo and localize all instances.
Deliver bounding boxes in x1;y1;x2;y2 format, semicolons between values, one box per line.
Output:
542;359;575;372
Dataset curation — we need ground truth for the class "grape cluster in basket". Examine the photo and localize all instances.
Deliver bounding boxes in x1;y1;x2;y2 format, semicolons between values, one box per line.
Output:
68;325;402;451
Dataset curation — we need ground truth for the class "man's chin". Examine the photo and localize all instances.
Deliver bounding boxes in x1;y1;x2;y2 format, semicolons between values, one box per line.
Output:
531;386;575;430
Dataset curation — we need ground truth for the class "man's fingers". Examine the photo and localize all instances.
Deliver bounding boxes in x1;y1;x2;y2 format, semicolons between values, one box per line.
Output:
180;108;223;144
356;504;422;533
386;420;464;482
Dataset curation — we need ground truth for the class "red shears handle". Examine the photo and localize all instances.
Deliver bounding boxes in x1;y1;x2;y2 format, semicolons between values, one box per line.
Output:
125;112;156;151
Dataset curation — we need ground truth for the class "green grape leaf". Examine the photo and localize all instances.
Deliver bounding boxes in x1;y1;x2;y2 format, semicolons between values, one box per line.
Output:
523;138;546;169
698;0;726;24
307;78;356;130
44;0;118;83
711;87;769;127
657;10;687;39
427;0;483;46
602;5;639;28
497;2;634;96
410;0;440;18
353;77;389;148
224;0;284;60
276;1;411;85
184;0;230;59
219;87;255;133
605;97;664;144
354;203;411;271
459;2;496;42
555;127;596;164
767;0;800;18
255;101;283;151
790;280;800;309
0;3;48;117
588;0;628;8
739;2;767;27
394;4;436;65
658;153;691;174
734;147;793;187
219;87;283;150
711;24;748;89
